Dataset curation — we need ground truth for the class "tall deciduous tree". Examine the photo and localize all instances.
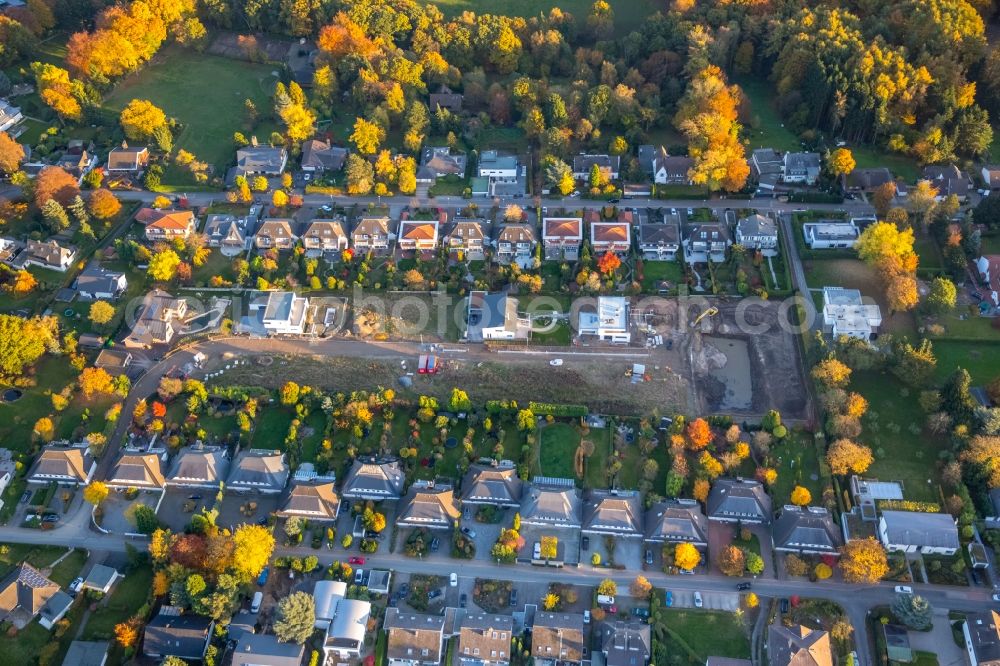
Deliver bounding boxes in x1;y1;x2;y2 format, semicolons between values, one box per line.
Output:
0;131;24;174
120;99;168;142
839;537;889;584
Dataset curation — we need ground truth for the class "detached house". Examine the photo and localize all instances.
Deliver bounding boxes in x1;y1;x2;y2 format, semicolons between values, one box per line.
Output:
878;510;960;555
165;445;229;489
106;143;149;174
707;478;772;524
803;221;859;250
963;610;1000;666
751;148;783;190
573;154;621;181
227;449;289;494
443;219;485;259
458;614;514;666
684;222;731;263
520;481;582;528
822;287;881;340
255;219;296;250
0;564;62;629
429;85;464;113
56;148;98;183
651;147;694;185
461;462;523;508
494;223;537;265
577;296;630;343
582;490;643;539
782;152;821;185
137;208;196;242
143;609;214;662
419;147;467;180
106;452;165;491
638;221;681;261
203;214;250;255
542;217;583;261
398;219;439;252
982;165;1000;190
341;459;405;501
465;291;530;342
124;290;187;348
20;239;76;272
74;263;127;300
532;613;585;666
300;139;347;172
277;481;341;523
768;625;832;666
922;165;972;200
384;609;446;666
735;213;779;256
396;481;460;530
233;634;304;666
27;442;95;487
601;621;651;666
644;499;708;550
352;216;391;254
259;291;310;335
236;142;288;176
590;220;631;255
0;99;23;134
842;167;893;192
301;219;348;254
772;506;842;556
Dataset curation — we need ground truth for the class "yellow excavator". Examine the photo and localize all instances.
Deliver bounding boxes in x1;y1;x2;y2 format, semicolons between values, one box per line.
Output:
691;306;719;328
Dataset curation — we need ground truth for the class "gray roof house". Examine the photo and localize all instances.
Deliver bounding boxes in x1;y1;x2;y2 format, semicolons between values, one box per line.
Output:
19;239;76;272
465;291;530;342
276;481;341;522
922;164;972;200
203;214;251;255
582;490;643;538
878;510;960;555
735;214;779;255
165;445;229;488
420;146;468;179
461;463;523;508
644;499;708;547
751;148;783;190
396;482;461;530
842;167;893;192
227;449;289;493
82;565;120;594
233;633;305;666
772;506;842;555
62;640;110;666
143;608;214;661
301;139;347;172
236;143;288;175
782;152;821;185
573;154;621;180
520;481;582;527
74;263;127;300
457;613;514;666
652;148;694;185
429;85;464;113
638;222;681;261
123;289;187;349
963;610;1000;666
601;620;651;666
340;458;405;500
706;478;772;524
384;609;446;666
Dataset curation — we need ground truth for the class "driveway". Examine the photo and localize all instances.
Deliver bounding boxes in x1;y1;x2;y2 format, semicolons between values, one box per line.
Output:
708;522;736;574
906;608;967;664
664;589;739;611
100;490;161;535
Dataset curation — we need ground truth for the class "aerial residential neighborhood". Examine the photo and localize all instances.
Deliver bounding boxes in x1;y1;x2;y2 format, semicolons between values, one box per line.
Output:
0;0;999;665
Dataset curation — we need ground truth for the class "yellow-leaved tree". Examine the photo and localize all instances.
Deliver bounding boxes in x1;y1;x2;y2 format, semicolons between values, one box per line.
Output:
231;523;275;582
839;537;889;584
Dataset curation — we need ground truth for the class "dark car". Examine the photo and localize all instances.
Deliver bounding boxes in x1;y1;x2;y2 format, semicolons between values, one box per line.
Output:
430;537;440;552
736;582;752;591
188;494;202;500
460;593;467;608
399;583;410;597
509;589;518;607
42;513;59;523
428;589;443;600
608;198;620;204
581;536;589;551
631;607;650;620
645;550;653;565
779;598;790;613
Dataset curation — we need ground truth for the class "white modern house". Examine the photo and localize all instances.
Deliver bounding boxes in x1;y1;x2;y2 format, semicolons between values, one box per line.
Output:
259;291;310;335
803;221;859;250
821;287;881;340
0;99;23;133
878;510;960;556
577;296;630;343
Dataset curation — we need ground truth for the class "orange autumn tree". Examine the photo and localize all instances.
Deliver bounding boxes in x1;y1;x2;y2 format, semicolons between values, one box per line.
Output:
597;251;621;275
686;417;712;450
674;65;750;192
317;12;382;61
114;616;142;648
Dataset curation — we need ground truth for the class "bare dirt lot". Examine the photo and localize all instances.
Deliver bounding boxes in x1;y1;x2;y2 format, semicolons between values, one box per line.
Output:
216;352;691;416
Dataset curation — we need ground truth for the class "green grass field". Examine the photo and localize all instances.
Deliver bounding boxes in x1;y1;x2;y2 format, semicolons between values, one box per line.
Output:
536;422;581;479
738;78;801;153
427;0;658;34
656;607;751;664
103;45;280;170
932;340;1000;384
81;565;153;641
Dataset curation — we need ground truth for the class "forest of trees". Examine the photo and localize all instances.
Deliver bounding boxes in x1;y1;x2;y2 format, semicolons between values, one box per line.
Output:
2;0;998;194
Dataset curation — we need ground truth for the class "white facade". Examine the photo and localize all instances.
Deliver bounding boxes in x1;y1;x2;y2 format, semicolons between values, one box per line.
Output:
878;511;959;556
0;100;23;133
578;297;630;343
822;287;881;340
260;291;310;335
982;166;1000;189
803;222;859;250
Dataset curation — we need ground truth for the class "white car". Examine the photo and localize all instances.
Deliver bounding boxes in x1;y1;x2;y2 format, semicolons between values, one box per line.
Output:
69;577;84;594
583;610;591;624
450;573;458;587
694;591;703;608
894;585;913;594
549;359;563;366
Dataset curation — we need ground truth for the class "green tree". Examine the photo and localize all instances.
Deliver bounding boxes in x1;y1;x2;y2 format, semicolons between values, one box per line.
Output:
891;593;932;630
41;199;70;232
926;276;957;313
449;388;471;412
274;591;315;644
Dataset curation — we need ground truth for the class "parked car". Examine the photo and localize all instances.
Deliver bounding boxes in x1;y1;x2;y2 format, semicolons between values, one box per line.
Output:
993;593;1000;602
188;494;202;500
533;542;541;559
69;577;83;594
549;359;563;366
349;557;365;565
19;491;30;504
250;591;263;613
257;566;270;586
583;610;591;623
645;550;653;565
400;583;410;597
354;569;365;585
428;589;443;600
894;585;913;594
779;598;789;613
41;514;59;523
736;582;752;591
463;506;471;520
631;607;650;620
608;198;620;204
581;536;589;551
430;537;440;552
460;593;467;608
693;592;703;608
509;589;518;607
665;591;673;607
450;573;458;587
461;527;477;538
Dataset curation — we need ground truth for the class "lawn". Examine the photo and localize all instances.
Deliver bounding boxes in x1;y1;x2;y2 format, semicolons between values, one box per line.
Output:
103;45;280;170
801;258;917;335
932;340;1000;384
0;356;82;453
738;78;801;153
0;600;86;666
640;260;684;293
0;544;72;577
583;426;611;490
926;314;999;342
851;372;942;502
770;430;823;506
656;607;751;665
48;548;87;587
427;0;658;35
252;408;295;449
524;296;571;345
81;565;153;641
536;422;581;480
